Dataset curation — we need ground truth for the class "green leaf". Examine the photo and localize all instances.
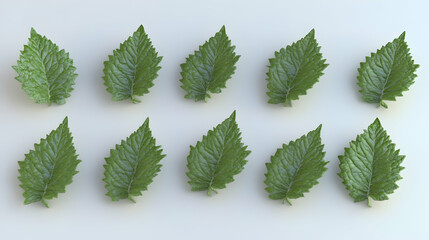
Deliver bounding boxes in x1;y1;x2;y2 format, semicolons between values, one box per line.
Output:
180;26;240;102
18;117;81;207
13;28;77;105
338;118;404;207
357;32;419;108
103;118;165;202
103;25;162;103
264;125;327;205
266;29;328;106
186;111;250;194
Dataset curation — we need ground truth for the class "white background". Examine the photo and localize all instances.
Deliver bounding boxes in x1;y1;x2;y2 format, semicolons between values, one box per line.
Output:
0;0;427;239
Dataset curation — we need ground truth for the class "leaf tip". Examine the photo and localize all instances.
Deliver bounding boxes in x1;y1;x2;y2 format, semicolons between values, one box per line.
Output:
57;118;68;130
144;117;150;125
372;118;382;127
308;28;315;37
136;25;146;36
399;31;406;40
315;124;322;132
30;27;38;36
230;110;237;120
62;116;69;125
220;25;226;33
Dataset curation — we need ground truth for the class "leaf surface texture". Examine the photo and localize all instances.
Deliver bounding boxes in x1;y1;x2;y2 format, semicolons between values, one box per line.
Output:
357;32;418;108
266;29;328;106
104;118;165;202
186;111;250;194
103;25;162;103
265;125;327;204
13;28;77;105
338;118;404;206
180;26;240;101
18;117;81;207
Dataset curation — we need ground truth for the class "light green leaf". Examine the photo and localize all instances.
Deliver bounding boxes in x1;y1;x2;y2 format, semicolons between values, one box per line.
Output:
103;118;165;202
266;29;328;106
186;111;250;194
338;118;404;207
18;117;81;207
13;28;77;105
357;32;419;108
180;26;240;102
103;25;162;103
265;125;327;205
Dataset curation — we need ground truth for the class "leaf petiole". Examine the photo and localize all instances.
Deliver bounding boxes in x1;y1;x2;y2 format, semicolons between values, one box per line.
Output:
41;198;49;208
282;198;292;206
367;198;372;207
207;186;218;196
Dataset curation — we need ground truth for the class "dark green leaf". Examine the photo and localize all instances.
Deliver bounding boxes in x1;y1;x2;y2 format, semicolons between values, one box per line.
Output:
103;25;162;103
266;29;328;106
180;26;240;102
13;28;77;105
103;118;165;202
265;125;327;205
338;118;404;206
18;117;81;207
357;32;419;108
186;111;250;194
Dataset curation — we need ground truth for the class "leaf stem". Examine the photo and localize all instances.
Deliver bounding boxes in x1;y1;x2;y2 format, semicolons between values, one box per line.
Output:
378;100;388;109
128;195;136;203
131;95;141;104
366;198;372;207
41;198;50;208
283;98;292;107
282;198;292;206
207;186;218;196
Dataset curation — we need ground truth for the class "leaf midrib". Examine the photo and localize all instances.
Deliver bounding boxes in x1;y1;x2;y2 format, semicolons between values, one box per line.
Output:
283;154;305;196
281;38;313;102
41;125;65;202
126;133;151;199
120;32;150;100
281;138;316;199
31;37;52;103
362;131;378;201
202;33;228;95
207;119;233;189
378;42;400;101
